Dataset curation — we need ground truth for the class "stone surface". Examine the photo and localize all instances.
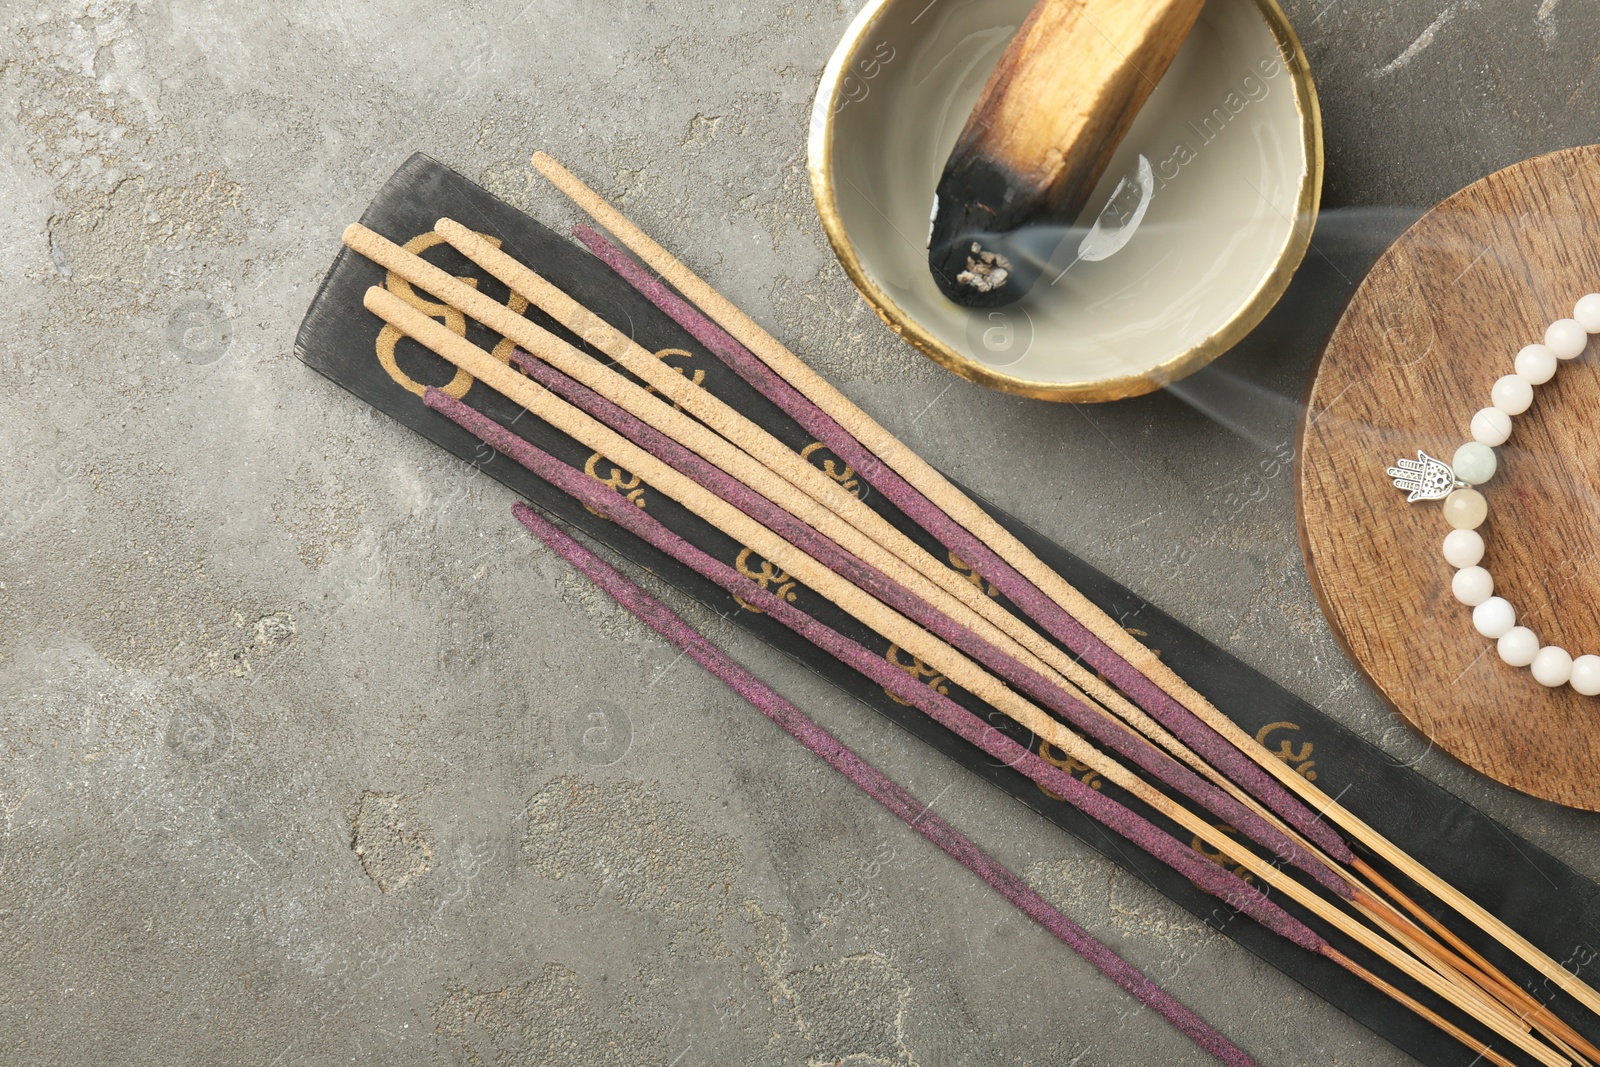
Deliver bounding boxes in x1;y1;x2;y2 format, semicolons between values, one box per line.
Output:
3;1;1600;1065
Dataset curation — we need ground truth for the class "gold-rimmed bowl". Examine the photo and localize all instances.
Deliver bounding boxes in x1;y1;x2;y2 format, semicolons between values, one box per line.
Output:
808;0;1322;403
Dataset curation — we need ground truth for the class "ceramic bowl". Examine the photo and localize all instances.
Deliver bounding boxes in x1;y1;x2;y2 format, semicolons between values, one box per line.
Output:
808;0;1322;402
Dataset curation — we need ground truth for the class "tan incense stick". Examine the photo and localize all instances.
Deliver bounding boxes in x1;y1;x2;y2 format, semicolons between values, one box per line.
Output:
427;217;1196;749
348;221;1354;888
347;223;1244;793
360;282;1568;1067
529;149;1600;1023
354;224;1570;1053
382;219;1346;872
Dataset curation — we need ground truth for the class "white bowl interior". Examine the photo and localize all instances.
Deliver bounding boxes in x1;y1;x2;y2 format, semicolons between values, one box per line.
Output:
822;0;1311;388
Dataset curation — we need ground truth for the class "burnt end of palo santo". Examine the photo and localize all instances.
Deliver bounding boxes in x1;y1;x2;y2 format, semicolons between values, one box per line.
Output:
928;0;1206;308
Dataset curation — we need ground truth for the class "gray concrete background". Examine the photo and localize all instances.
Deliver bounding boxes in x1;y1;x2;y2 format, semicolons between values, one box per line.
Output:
4;1;1600;1064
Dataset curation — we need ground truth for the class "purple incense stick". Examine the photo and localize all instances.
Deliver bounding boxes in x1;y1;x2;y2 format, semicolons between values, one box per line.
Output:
514;503;1264;1065
513;502;1263;1067
504;348;1347;898
573;223;1353;865
424;387;1328;961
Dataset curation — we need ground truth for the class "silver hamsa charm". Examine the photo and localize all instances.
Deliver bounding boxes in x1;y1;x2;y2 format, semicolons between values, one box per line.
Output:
1386;450;1463;502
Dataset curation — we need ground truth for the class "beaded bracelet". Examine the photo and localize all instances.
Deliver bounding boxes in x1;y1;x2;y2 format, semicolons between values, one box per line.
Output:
1387;293;1600;695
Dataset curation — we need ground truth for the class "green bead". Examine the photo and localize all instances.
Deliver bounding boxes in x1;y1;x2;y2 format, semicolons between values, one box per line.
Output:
1452;442;1497;486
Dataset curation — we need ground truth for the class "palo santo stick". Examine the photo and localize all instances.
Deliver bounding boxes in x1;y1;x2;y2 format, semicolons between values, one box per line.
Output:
368;288;1565;1067
927;0;1206;307
531;150;1600;1023
512;501;1264;1067
347;223;1344;890
536;152;1351;863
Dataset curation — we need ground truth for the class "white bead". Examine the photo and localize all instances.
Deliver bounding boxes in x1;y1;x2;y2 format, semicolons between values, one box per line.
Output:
1473;597;1516;639
1545;318;1588;359
1491;374;1534;415
1442;529;1484;568
1498;627;1540;666
1532;646;1574;687
1571;655;1600;696
1514;344;1557;385
1469;407;1513;446
1451;566;1493;606
1575;294;1600;334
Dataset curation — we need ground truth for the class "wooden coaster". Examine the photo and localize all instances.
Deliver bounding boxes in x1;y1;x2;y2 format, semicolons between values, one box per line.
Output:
1299;144;1600;810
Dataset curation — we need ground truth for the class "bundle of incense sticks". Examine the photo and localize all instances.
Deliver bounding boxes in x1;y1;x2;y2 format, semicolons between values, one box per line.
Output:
335;153;1600;1067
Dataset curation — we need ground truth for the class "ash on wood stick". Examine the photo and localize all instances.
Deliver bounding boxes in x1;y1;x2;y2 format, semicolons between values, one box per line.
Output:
509;501;1264;1067
531;150;1600;1024
926;0;1206;307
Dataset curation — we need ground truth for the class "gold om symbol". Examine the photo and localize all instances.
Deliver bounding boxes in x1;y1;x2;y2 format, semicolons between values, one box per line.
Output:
1191;824;1255;886
882;645;950;705
948;551;1000;598
732;548;800;613
1036;737;1102;796
374;230;528;399
644;348;706;408
1255;721;1317;781
582;453;647;516
800;442;864;498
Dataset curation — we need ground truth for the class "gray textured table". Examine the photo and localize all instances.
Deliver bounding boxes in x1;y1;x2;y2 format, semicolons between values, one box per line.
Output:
4;2;1599;1064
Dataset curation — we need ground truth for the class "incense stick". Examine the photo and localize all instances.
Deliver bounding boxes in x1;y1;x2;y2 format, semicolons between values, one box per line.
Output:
530;149;1600;1022
431;391;1300;937
363;287;1562;1065
572;219;1356;866
509;503;1266;1067
342;223;1345;888
347;223;1068;702
502;345;1345;895
570;221;1337;838
434;384;1520;1067
369;210;1551;1029
568;220;1600;1060
347;239;1557;1057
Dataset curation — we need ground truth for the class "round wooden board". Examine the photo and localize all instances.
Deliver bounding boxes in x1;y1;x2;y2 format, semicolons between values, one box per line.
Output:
1299;144;1600;810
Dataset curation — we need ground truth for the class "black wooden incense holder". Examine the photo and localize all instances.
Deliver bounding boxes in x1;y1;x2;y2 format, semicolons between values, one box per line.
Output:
296;154;1600;1067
